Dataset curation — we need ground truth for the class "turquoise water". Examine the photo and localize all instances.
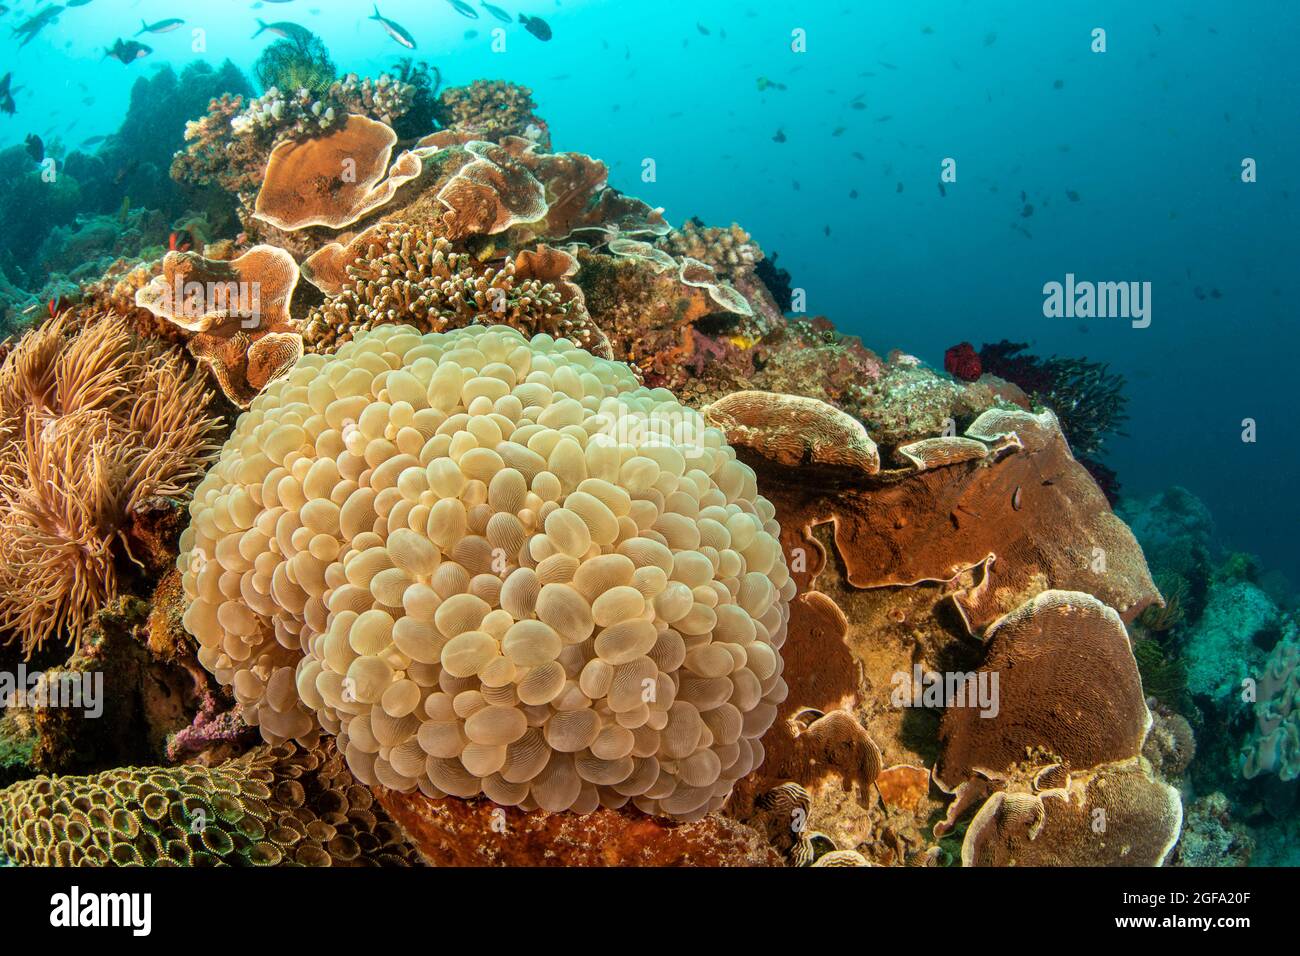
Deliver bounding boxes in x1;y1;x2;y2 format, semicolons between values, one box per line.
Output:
1;0;1296;579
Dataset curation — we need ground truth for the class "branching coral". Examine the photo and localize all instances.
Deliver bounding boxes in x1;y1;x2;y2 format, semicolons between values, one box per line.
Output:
434;80;548;148
0;741;422;866
301;222;594;354
657;219;764;280
0;315;223;654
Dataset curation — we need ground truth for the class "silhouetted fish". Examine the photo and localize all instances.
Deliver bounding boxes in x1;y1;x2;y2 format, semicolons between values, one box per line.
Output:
480;1;511;22
772;129;786;143
446;0;478;18
253;19;313;42
0;73;16;116
519;13;552;41
12;6;62;47
25;133;43;162
137;18;184;35
370;4;416;48
105;38;152;64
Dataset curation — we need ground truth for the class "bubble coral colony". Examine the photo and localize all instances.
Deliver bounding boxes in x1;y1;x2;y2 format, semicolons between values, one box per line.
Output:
0;51;1228;872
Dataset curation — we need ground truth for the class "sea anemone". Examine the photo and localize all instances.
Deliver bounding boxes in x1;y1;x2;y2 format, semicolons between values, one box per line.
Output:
0;315;223;654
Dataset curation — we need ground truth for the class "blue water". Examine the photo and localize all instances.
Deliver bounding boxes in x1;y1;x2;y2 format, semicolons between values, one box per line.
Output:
2;0;1297;580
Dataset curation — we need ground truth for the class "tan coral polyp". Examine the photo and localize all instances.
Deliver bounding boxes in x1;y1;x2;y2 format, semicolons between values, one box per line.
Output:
178;324;791;821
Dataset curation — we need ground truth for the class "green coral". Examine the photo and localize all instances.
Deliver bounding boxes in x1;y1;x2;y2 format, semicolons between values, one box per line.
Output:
0;742;422;866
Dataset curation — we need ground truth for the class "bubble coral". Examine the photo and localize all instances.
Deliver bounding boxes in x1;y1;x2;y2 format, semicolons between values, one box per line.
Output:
177;323;793;821
0;315;223;654
0;741;422;866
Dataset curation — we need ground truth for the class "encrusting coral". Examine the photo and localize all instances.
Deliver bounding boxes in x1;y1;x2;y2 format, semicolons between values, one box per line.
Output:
0;314;223;654
0;741;421;866
177;324;794;821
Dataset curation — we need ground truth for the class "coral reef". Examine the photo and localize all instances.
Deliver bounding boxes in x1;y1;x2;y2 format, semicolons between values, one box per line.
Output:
1171;792;1255;866
0;741;422;866
0;64;1242;871
434;81;549;149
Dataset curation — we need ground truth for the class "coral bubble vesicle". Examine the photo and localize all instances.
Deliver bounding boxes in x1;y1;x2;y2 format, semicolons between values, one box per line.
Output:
178;324;792;821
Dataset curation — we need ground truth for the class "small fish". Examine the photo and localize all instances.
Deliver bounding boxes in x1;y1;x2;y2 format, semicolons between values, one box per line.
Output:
136;18;184;35
480;1;511;22
772;129;786;143
831;126;846;136
80;134;107;147
13;6;62;47
1012;486;1022;511
984;32;997;46
169;230;193;253
697;23;710;36
1053;79;1064;89
874;115;892;122
1066;190;1080;202
253;19;314;43
25;133;43;162
446;0;479;18
823;225;831;237
1021;204;1034;218
895;182;903;193
0;73;16;116
105;38;153;64
67;0;91;6
937;181;946;198
519;13;552;41
369;4;417;48
849;189;858;199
